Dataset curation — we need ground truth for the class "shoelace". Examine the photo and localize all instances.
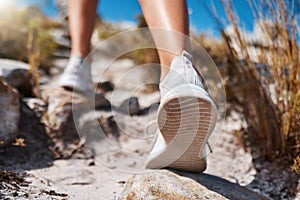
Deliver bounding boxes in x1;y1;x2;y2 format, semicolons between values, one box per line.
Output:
207;141;213;153
65;56;85;75
182;52;213;154
182;54;205;90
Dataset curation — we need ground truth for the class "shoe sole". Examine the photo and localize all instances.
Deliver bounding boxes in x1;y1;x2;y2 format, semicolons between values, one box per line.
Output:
59;75;93;93
146;84;217;172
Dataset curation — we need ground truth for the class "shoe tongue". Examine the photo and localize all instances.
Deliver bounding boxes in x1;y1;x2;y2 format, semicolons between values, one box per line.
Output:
168;50;191;71
182;50;192;60
159;51;205;98
167;51;202;87
180;51;205;89
69;55;84;65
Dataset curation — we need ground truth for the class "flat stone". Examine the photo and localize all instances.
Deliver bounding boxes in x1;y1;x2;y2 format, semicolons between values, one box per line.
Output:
0;79;20;147
121;170;269;200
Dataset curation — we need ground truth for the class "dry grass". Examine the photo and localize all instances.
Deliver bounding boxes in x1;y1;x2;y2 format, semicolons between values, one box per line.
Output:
0;5;57;73
292;155;300;174
205;0;299;166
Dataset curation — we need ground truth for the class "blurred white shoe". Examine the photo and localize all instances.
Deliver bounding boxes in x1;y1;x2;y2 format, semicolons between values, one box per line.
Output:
145;50;217;172
59;56;94;93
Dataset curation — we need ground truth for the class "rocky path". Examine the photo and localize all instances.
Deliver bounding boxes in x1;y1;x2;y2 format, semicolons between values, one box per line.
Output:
0;59;299;200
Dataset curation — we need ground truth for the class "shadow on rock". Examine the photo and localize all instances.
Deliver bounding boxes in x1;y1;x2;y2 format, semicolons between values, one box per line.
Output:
246;155;299;200
42;86;112;159
173;170;269;200
122;170;268;200
0;102;54;171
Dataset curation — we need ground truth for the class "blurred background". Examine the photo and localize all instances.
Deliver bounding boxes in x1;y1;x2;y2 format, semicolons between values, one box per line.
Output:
0;0;299;198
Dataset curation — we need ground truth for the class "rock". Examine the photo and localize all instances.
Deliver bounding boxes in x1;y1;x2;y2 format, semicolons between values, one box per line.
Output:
0;59;33;96
95;93;111;110
50;29;71;49
121;170;268;200
0;79;20;147
0;99;53;173
41;86;111;158
118;96;140;115
22;98;46;118
96;81;114;93
0;59;47;96
42;87;110;130
98;116;120;143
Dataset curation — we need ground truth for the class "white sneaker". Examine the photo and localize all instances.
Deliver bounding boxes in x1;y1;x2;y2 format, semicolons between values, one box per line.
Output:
59;56;94;93
145;50;217;172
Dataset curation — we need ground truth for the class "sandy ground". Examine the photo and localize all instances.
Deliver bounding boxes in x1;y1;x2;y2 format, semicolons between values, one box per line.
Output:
0;87;299;200
24;123;255;200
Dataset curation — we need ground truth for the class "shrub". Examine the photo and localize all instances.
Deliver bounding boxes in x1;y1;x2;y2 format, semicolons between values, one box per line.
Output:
0;5;57;73
206;0;299;164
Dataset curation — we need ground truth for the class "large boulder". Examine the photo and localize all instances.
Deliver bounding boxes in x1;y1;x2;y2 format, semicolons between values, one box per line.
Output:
0;79;20;147
121;170;268;200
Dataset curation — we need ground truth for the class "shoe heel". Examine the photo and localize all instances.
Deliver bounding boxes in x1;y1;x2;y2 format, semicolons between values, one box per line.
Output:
146;84;217;172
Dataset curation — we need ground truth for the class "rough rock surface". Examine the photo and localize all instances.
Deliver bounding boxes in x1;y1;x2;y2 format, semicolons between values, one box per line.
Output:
42;86;111;131
121;170;268;200
0;90;298;199
0;59;33;96
0;54;298;199
22;97;47;118
0;79;20;147
41;86;111;159
0;101;53;170
0;101;54;199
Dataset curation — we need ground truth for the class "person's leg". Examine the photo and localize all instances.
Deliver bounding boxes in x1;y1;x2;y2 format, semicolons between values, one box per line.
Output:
59;0;99;92
140;0;218;173
69;0;99;57
139;0;190;80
